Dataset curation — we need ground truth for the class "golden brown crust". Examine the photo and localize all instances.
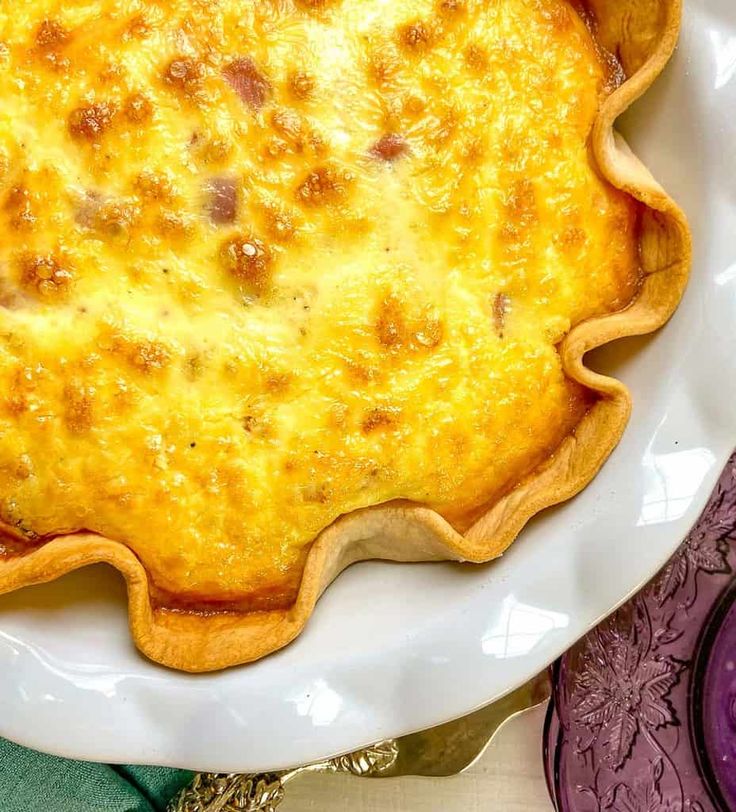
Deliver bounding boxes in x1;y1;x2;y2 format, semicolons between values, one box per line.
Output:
0;0;690;671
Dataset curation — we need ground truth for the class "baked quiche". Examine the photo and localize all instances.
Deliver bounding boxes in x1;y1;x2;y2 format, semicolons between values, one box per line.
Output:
0;0;689;670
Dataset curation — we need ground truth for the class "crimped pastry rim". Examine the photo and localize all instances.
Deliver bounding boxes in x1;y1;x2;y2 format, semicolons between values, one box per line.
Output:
0;0;691;672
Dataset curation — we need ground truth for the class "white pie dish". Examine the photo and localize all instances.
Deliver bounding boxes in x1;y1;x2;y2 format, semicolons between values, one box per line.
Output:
0;0;733;773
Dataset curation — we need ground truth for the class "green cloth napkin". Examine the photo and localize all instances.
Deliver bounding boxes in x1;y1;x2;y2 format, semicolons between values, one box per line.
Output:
0;738;193;812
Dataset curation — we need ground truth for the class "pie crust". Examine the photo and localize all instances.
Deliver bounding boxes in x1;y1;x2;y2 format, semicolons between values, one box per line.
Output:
0;0;690;671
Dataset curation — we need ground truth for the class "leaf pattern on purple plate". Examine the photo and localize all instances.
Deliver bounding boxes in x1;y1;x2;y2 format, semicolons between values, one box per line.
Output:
548;452;736;812
571;602;681;770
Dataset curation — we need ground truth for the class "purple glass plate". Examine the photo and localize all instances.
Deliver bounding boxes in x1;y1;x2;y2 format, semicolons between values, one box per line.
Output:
545;452;736;811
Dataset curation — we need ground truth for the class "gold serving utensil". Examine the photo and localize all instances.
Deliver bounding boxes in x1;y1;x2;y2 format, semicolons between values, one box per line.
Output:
169;670;551;811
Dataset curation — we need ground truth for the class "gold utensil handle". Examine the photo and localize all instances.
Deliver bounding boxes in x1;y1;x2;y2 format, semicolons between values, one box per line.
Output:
169;772;287;812
168;671;551;810
168;740;400;811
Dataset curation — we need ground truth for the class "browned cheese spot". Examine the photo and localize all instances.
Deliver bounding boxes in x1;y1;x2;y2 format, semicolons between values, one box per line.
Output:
184;354;204;381
68;102;116;141
156;210;193;240
296;166;349;207
361;406;400;434
14;455;33;480
398;20;433;50
223;58;271;110
375;294;442;351
507;178;537;215
204;176;239;225
242;413;272;438
500;178;537;242
403;93;427;118
5;370;30;416
20;253;73;298
264;136;288;159
134;171;173;202
368;45;400;86
5;185;36;231
271;109;304;146
432;110;459;146
125;13;152;40
414;316;443;349
94;199;141;236
288;70;315;100
460;135;485;165
263;206;297;242
464;43;489;72
163;57;205;97
193;135;234;165
371;133;409;162
123;339;172;373
557;225;586;251
64;382;95;434
124;92;154;123
220;234;273;293
35;19;69;49
98;62;125;85
32;20;72;71
375;294;405;348
344;350;381;383
265;371;291;393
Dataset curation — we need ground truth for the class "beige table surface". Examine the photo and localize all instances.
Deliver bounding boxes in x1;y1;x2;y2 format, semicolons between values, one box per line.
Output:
281;703;553;811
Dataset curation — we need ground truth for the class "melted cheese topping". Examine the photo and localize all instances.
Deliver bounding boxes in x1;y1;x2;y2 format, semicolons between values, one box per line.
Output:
0;0;639;607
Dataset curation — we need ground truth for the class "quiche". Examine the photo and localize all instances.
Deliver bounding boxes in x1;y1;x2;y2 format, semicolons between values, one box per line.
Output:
0;0;689;670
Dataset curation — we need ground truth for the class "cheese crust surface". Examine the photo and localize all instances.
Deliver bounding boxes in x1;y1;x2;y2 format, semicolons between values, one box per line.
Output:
0;0;639;607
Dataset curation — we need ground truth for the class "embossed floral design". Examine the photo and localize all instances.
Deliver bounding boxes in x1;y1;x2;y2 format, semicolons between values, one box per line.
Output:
548;452;736;812
571;601;681;770
599;758;679;812
654;474;736;607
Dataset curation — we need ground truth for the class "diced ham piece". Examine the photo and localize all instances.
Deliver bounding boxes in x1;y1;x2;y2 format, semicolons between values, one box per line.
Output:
223;58;270;111
204;176;239;225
